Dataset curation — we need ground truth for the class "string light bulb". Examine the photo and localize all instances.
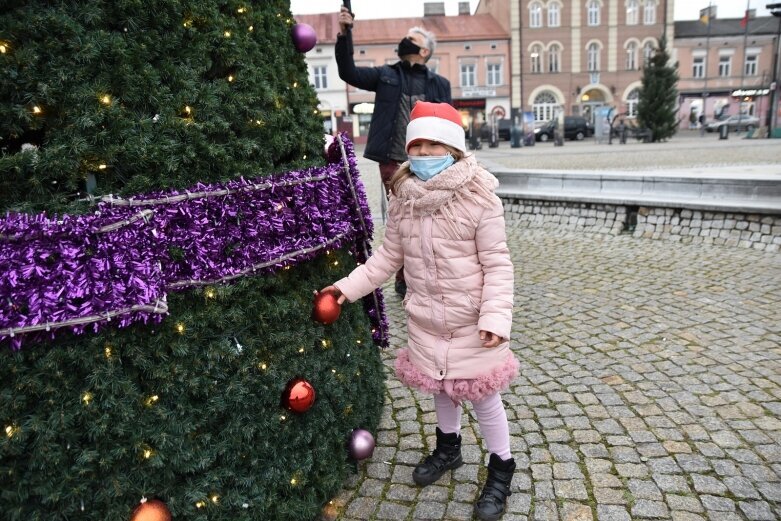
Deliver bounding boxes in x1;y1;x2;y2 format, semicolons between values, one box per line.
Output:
227;75;235;82
205;288;215;299
237;7;246;13
259;362;268;370
0;43;7;54
175;322;185;334
248;25;254;31
104;345;113;358
82;392;93;405
144;395;160;407
210;494;220;504
98;164;107;170
142;447;154;459
32;105;42;115
224;30;231;38
5;424;18;438
195;500;206;509
183;19;193;28
100;94;111;105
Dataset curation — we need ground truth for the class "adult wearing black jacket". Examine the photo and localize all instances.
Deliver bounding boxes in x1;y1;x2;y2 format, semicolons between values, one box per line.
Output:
335;6;452;296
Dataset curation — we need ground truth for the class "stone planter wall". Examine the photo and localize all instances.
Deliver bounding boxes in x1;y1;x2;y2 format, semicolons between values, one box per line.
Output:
501;198;781;253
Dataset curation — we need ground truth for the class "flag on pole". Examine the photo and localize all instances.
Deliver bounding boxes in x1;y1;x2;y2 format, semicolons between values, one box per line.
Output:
740;10;749;28
700;12;709;25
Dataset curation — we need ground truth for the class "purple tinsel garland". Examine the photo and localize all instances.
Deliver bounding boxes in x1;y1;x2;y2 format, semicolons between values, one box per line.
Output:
0;134;389;349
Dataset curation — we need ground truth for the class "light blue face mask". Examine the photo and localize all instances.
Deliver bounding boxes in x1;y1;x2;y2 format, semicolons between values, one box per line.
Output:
408;154;455;181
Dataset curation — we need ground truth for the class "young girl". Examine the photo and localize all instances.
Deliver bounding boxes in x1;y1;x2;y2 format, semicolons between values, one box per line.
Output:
321;101;518;521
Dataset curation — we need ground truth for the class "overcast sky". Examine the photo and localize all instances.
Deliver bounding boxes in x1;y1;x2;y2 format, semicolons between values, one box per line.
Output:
290;0;773;21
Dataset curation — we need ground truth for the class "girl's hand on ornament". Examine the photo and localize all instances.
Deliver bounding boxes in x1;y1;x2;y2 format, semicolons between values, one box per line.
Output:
317;286;346;304
479;330;504;348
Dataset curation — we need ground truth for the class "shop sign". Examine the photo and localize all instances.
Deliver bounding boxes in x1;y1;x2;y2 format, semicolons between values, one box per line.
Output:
731;88;770;97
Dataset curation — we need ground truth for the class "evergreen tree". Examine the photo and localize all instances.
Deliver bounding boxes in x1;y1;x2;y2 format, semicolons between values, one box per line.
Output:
0;2;385;520
637;35;679;142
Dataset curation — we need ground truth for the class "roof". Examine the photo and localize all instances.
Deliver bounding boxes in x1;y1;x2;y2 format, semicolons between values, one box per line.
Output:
675;16;779;38
294;13;508;45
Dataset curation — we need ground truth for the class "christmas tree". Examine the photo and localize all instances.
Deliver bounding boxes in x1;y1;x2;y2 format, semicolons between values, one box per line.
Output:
637;34;679;142
0;2;385;520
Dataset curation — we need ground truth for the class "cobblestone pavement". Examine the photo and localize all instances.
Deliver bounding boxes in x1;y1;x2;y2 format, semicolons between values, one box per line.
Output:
322;150;781;521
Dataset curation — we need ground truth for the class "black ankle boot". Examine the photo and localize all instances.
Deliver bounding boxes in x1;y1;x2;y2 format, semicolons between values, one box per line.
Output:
474;453;516;521
412;427;463;486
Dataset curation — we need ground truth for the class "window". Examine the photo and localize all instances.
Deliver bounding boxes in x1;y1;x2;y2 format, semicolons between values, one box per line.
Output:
643;41;655;64
643;0;656;24
530;44;543;73
587;42;600;72
692;56;704;78
460;63;476;86
718;55;731;77
745;54;758;76
548;2;561;27
533;91;558;121
529;1;543;27
548;44;561;73
625;42;637;70
626;88;640;117
626;0;639;25
487;63;503;86
313;66;327;89
587;1;600;26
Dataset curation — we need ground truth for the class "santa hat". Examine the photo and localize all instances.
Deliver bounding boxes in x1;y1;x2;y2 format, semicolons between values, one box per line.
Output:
406;101;466;154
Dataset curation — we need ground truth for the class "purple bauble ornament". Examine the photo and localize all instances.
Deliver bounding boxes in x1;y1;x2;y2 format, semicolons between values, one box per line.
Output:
348;428;375;461
291;23;317;53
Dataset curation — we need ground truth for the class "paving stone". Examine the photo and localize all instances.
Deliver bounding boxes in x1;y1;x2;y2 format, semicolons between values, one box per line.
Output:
596;504;631;521
666;494;704;513
737;500;776;521
375;501;411;519
411;501;446;520
631;499;670;518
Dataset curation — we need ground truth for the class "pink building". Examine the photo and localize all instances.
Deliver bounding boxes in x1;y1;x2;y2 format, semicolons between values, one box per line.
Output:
674;12;779;129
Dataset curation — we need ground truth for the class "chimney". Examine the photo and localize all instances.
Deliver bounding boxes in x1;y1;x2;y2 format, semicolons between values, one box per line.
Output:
458;2;471;15
424;2;446;16
699;5;717;20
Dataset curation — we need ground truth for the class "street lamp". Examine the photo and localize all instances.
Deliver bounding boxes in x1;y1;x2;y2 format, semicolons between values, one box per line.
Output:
767;3;781;136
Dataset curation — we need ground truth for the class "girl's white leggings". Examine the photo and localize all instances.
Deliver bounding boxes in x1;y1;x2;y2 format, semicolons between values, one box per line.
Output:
434;391;512;460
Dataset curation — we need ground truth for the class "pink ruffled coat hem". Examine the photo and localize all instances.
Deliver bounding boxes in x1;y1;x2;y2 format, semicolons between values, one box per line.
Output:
395;348;520;402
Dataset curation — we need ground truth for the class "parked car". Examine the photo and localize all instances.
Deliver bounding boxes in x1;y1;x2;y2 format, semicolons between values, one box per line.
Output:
479;119;511;141
705;115;759;133
534;116;593;142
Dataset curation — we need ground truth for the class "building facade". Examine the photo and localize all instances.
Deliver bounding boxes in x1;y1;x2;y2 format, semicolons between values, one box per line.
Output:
477;0;674;125
674;12;780;129
296;10;511;143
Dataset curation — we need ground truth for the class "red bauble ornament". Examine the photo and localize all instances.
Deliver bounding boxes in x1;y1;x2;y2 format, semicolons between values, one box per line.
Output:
312;292;341;325
130;499;171;521
282;377;316;413
291;23;317;53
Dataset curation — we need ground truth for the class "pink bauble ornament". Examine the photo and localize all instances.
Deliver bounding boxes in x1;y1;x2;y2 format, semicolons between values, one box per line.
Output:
291;23;317;53
348;428;375;460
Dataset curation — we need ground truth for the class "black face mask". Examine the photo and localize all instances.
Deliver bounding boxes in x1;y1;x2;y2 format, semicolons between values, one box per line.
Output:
397;37;422;58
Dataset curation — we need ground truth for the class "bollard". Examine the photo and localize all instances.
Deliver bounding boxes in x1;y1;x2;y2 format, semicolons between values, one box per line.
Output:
718;124;729;140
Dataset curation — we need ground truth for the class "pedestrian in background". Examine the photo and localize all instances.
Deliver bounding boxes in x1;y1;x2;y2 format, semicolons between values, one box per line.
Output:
335;6;453;296
319;102;518;521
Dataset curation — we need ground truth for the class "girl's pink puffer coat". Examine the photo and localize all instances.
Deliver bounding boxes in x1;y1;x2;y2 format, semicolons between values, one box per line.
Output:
335;157;518;402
